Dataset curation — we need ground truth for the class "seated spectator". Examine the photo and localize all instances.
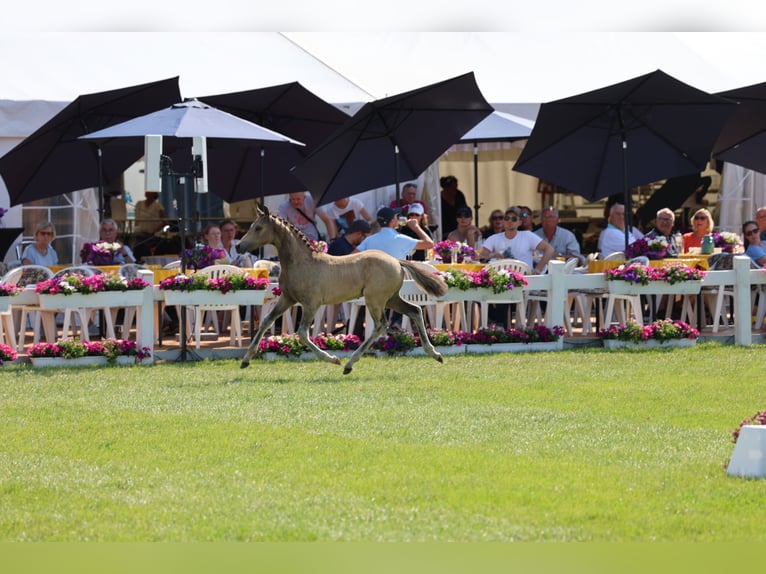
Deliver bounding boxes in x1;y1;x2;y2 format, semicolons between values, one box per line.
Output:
400;203;434;261
328;219;371;256
133;191;166;240
447;205;481;248
517;205;535;231
390;182;428;217
220;219;253;267
22;221;59;266
357;207;433;260
756;206;766;242
481;209;505;239
94;219;135;264
683;208;714;253
320;196;373;238
643;208;680;258
598;203;636;256
278;191;335;241
477;206;554;273
743;220;766;267
534;206;585;265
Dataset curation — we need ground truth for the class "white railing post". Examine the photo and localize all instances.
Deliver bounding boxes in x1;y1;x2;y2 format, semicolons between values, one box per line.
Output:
733;256;752;346
547;260;565;329
137;269;155;364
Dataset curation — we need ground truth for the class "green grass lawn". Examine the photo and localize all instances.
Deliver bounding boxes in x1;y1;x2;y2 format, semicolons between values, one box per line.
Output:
1;342;765;542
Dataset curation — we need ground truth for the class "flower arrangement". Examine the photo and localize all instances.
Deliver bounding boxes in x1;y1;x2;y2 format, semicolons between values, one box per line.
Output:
0;283;21;296
433;240;476;263
463;324;565;344
35;273;150;295
713;231;741;253
597;319;699;343
182;245;228;270
257;333;361;357
28;338;151;360
0;342;17;365
159;272;269;292
371;331;417;355
604;263;705;285
625;236;669;260
310;240;328;253
80;241;122;265
439;266;528;294
731;410;766;444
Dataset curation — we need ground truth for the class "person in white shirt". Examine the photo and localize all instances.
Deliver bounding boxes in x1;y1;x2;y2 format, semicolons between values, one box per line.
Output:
357;207;433;260
598;203;636;256
320;196;373;238
478;206;554;273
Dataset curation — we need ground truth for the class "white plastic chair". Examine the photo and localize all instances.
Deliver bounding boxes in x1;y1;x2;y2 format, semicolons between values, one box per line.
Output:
3;265;55;351
192;264;244;349
112;263;148;338
479;259;530;328
601;256;647;329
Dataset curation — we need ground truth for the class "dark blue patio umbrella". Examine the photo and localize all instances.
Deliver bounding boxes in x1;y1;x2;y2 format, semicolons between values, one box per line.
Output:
291;72;493;207
513;70;735;249
712;81;766;173
0;77;181;209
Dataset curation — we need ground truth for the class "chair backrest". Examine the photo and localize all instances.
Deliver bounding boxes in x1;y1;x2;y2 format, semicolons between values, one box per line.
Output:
53;265;103;278
603;251;626;261
119;263;148;279
162;260;182;270
562;257;579;274
1;264;54;287
487;258;531;275
627;256;650;265
200;264;244;279
707;253;735;270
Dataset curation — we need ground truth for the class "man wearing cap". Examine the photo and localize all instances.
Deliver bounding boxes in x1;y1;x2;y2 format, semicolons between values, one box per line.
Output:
357;207;434;260
328;219;371;256
447;205;482;248
399;202;433;261
477;206;555;274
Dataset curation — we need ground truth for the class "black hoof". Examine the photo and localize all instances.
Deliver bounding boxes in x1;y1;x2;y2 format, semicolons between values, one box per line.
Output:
240;361;250;369
343;365;353;375
435;354;444;364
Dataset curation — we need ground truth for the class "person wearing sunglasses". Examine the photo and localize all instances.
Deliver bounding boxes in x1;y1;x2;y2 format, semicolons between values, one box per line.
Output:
447;205;481;249
21;220;59;266
683;208;714;253
743;221;766;267
482;209;506;239
517;206;535;232
477;206;554;274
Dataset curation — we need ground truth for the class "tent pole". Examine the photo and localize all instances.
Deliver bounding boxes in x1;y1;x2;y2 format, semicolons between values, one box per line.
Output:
473;143;480;226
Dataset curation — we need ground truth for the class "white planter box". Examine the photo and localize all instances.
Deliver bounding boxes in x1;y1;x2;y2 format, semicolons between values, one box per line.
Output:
438;287;524;303
464;341;563;354
38;290;146;309
30;356;108;367
163;290;267;306
601;338;697;349
259;350;356;361
408;345;466;356
606;281;701;296
110;356;137;366
0;295;12;312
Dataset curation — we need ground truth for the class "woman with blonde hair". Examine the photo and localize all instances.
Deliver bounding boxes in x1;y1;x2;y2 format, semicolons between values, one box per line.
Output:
683;208;714;253
21;221;59;266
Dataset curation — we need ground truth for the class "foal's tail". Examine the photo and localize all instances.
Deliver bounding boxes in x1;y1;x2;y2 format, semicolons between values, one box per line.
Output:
400;260;448;297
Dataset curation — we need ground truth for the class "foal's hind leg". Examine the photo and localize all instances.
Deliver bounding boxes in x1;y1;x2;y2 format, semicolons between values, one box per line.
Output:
241;296;293;368
295;305;342;366
387;296;444;364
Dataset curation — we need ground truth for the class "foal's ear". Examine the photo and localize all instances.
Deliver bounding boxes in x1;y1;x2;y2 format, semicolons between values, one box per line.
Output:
257;203;270;218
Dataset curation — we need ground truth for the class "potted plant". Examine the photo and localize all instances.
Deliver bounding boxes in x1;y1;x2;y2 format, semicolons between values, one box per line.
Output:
0;282;20;312
28;338;151;367
713;231;741;253
256;333;361;360
597;319;699;349
727;410;766;477
371;331;417;356
625;236;669;260
0;342;18;366
433;240;476;264
181;245;228;270
35;273;151;310
80;241;122;265
437;266;528;303
463;324;565;353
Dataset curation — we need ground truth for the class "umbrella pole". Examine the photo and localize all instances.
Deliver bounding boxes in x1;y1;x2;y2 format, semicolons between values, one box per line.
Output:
97;146;105;222
618;110;632;251
473;143;480;227
395;145;400;204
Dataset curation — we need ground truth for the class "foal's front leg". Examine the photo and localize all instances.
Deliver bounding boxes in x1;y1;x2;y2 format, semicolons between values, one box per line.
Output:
296;305;342;366
241;296;293;368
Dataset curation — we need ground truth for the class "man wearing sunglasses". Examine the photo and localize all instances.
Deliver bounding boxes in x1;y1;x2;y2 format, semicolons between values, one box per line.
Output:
518;206;535;232
477;206;555;274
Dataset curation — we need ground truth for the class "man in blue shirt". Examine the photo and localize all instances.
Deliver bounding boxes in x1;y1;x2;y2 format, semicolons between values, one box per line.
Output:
357;207;434;259
328;219;371;256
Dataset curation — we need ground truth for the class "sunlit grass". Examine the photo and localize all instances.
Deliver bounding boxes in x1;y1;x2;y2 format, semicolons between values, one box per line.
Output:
1;342;765;541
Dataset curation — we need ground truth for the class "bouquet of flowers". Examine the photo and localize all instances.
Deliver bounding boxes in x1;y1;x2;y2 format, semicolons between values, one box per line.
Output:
713;231;741;253
35;273;150;295
0;283;20;296
310;240;328;253
625;236;669;260
0;342;17;365
80;241;123;265
182;245;228;270
433;240;476;263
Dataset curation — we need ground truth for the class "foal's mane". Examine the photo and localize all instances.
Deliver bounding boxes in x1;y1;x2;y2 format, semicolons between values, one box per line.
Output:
268;212;315;253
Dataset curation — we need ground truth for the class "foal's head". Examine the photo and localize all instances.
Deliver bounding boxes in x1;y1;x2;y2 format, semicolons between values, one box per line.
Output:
237;204;313;256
